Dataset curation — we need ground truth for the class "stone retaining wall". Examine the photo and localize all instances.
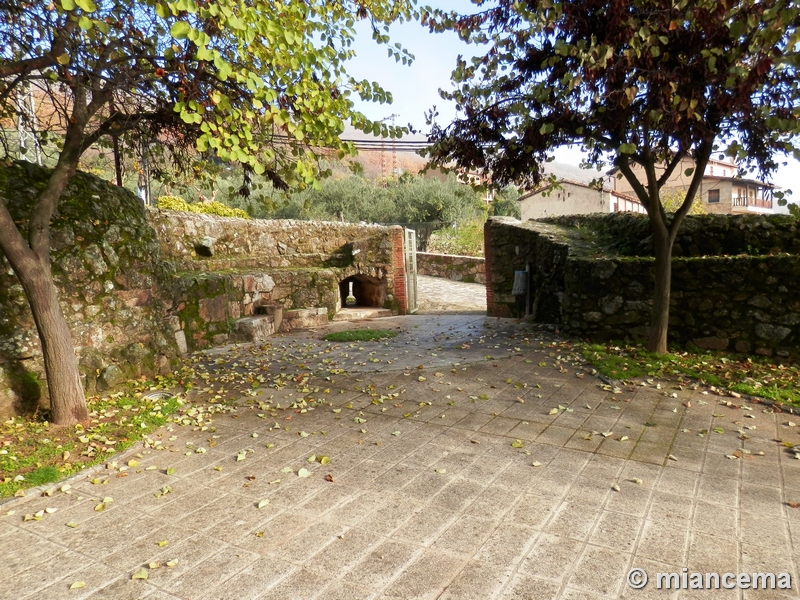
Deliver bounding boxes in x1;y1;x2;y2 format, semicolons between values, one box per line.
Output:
485;215;800;357
416;252;486;284
0;162;406;416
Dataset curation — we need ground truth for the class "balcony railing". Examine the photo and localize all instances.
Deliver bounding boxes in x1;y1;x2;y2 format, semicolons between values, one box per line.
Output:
732;196;772;209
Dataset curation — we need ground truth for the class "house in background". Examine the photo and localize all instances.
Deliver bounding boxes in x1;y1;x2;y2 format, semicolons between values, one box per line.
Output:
519;157;777;219
518;178;646;220
609;156;776;214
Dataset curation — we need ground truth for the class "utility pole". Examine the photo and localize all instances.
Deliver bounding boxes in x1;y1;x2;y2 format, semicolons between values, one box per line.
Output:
17;85;41;165
379;114;399;180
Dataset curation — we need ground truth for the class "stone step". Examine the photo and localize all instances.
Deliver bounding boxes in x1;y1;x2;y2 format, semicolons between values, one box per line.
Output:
333;307;394;321
234;315;275;342
280;307;329;332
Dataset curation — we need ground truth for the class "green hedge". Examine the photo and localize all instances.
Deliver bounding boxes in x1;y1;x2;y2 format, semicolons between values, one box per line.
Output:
157;195;250;219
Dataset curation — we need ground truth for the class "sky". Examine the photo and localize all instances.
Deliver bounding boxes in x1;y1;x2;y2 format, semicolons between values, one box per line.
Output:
345;6;799;210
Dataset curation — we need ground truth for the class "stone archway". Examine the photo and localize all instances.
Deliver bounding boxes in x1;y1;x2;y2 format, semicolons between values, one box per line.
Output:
338;274;385;309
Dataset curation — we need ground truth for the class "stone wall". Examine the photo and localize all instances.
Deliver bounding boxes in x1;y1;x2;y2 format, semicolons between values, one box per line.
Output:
149;210;406;352
416;252;486;284
485;215;800;357
0;162;406;416
0;162;181;415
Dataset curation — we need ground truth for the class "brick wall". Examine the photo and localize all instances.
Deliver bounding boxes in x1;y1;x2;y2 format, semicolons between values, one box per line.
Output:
391;227;407;315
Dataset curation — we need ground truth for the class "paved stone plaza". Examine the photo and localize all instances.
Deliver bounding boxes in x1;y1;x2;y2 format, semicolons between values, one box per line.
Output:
1;279;799;599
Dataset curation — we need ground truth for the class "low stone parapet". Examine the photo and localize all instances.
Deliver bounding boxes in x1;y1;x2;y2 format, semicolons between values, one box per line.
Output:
416;252;486;284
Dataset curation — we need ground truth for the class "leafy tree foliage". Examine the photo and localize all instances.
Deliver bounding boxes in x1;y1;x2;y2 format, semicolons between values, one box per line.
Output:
489;185;521;219
425;0;800;352
228;172;486;227
660;190;705;215
0;0;415;425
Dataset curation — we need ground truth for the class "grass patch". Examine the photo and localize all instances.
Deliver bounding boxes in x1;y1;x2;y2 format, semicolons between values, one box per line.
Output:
580;342;800;405
0;370;190;498
323;329;398;343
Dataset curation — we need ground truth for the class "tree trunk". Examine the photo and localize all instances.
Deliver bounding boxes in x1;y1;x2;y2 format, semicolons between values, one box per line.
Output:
0;128;89;425
11;250;88;424
648;228;673;353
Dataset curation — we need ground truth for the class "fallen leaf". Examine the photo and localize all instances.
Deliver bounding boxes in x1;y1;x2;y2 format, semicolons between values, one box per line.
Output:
297;468;311;478
511;439;524;448
611;484;621;492
131;568;148;580
257;499;270;509
667;454;678;461
66;521;78;528
69;581;86;589
531;461;543;467
435;468;447;474
165;559;178;567
324;474;334;482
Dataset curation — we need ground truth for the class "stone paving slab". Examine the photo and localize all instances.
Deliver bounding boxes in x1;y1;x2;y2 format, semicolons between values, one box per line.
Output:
2;313;800;599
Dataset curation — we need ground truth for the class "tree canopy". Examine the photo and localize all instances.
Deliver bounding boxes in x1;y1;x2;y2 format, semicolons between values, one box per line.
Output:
1;0;416;186
426;0;800;190
424;0;800;352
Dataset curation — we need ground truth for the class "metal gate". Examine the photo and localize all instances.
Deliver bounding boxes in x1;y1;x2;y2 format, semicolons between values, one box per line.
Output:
404;228;418;314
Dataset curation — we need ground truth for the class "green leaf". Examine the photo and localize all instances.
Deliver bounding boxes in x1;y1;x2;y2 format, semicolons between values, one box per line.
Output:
60;0;76;10
75;0;96;11
78;16;93;30
511;439;524;448
170;21;191;40
131;568;148;580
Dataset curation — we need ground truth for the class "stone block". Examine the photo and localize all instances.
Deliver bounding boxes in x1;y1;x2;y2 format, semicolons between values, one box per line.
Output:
755;323;791;342
175;330;188;354
199;296;228;322
235;315;276;342
692;336;730;351
96;364;125;392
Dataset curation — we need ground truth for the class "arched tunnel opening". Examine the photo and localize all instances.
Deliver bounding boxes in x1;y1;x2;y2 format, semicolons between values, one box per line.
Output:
338;274;385;309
